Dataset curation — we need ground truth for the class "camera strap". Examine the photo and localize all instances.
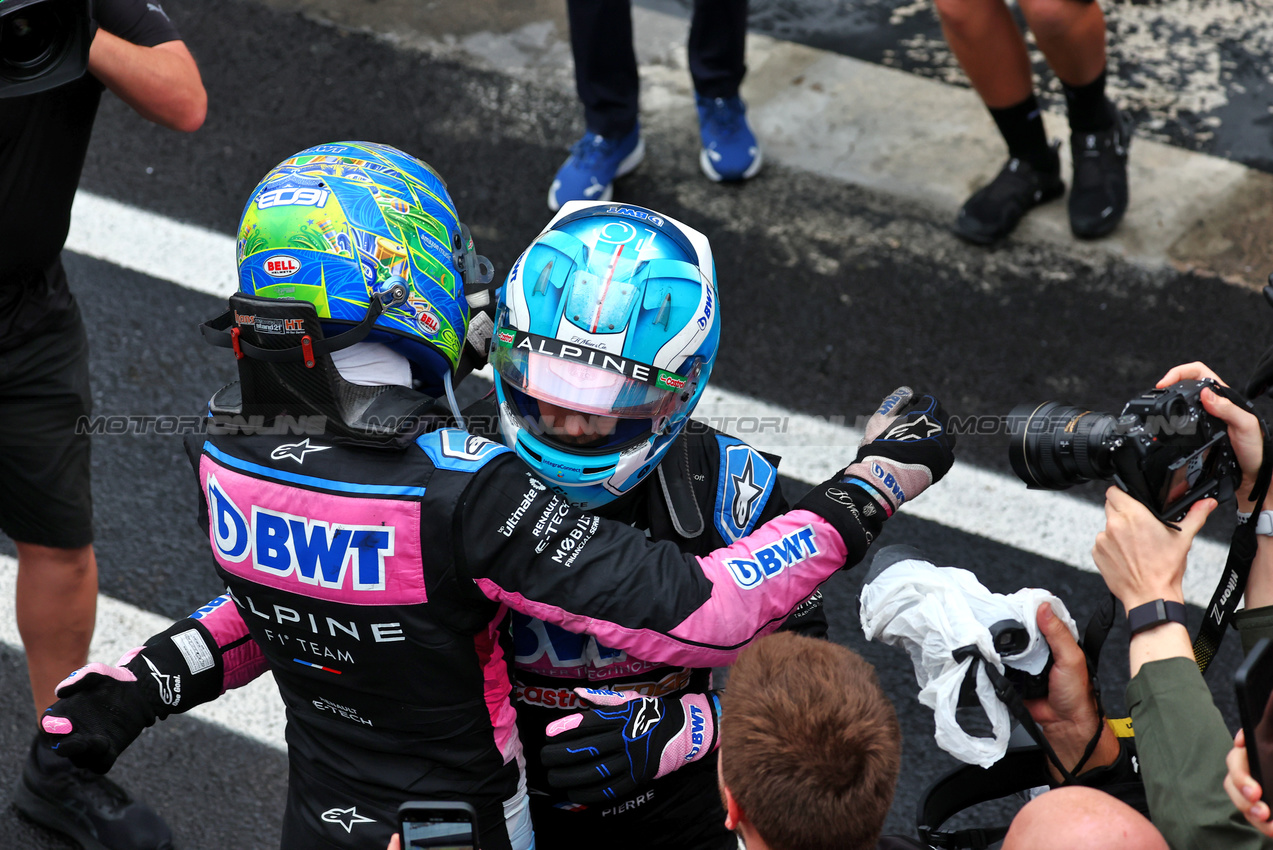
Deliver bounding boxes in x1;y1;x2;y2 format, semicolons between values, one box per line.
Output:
950;647;1103;787
1192;386;1272;674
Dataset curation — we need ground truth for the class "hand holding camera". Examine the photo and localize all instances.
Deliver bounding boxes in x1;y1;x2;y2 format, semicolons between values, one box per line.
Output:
1024;602;1121;783
1158;362;1266;510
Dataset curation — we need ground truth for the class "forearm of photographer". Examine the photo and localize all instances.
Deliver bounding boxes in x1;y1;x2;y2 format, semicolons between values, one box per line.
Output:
1095;487;1268;850
1162;362;1273;652
1024;602;1121;785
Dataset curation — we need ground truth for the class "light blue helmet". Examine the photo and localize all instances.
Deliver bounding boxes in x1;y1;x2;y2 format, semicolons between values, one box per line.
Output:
490;201;720;509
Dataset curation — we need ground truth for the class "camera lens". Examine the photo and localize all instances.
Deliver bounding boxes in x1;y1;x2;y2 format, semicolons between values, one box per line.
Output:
1007;401;1118;490
0;3;66;81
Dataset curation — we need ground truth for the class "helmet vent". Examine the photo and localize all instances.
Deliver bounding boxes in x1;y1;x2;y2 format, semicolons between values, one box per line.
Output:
653;293;672;329
534;261;553;295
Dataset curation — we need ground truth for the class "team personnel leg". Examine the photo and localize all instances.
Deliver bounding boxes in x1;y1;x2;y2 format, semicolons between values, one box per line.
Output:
567;0;640;139
2;307;173;849
16;541;97;715
550;0;646;210
1016;0;1130;238
687;0;748;99
689;0;762;181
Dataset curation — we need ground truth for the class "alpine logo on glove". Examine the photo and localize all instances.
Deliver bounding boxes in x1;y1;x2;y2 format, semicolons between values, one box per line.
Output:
627;698;664;738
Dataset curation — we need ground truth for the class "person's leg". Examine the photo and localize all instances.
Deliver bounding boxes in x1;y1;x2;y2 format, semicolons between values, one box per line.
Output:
1017;0;1106;105
1017;0;1131;238
566;0;639;138
936;0;1064;243
549;0;645;210
933;0;1033;109
16;541;97;716
690;0;762;181
2;291;173;850
688;0;747;99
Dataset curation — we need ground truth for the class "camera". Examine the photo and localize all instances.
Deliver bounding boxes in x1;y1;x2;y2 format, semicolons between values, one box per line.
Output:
0;0;92;98
1008;378;1239;523
990;619;1052;699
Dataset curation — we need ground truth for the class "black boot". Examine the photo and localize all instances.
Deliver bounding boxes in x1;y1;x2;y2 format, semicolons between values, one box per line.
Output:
14;736;175;850
953;144;1065;245
1069;105;1134;239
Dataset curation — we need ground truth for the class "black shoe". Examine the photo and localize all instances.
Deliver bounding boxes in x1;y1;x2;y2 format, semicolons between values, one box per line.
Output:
953;148;1065;245
14;738;174;850
1068;107;1133;239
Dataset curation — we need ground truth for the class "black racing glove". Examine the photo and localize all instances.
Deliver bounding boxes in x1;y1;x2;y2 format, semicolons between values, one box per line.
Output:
842;387;956;514
39;619;223;774
797;388;956;561
541;688;721;804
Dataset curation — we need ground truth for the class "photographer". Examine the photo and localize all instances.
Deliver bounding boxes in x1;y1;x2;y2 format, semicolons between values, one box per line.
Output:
2;2;204;849
1084;361;1273;850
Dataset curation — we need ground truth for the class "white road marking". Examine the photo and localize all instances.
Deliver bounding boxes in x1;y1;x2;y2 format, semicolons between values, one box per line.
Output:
0;554;287;751
4;189;1220;751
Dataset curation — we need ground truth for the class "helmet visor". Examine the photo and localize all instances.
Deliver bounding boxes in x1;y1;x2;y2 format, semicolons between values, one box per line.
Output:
491;328;694;421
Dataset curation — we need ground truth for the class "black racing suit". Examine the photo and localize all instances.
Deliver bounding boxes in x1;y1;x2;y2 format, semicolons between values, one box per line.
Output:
177;420;879;850
498;415;828;849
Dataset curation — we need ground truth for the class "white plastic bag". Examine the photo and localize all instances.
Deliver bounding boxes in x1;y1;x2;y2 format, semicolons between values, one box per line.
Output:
860;554;1077;768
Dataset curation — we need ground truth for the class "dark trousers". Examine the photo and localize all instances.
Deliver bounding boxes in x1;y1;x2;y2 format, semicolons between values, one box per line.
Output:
568;0;749;138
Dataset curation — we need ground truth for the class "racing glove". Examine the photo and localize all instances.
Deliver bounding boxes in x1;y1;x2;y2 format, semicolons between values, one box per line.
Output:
39;618;224;774
797;388;955;561
541;688;721;804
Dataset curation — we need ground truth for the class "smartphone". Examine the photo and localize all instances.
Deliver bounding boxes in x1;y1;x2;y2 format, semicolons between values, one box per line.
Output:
397;801;479;850
1235;637;1273;811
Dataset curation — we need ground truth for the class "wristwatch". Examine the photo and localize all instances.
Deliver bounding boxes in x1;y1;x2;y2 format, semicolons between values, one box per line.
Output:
1127;599;1188;636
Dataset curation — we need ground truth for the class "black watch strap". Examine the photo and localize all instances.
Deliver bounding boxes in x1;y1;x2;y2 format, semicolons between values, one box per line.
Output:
1127;599;1188;636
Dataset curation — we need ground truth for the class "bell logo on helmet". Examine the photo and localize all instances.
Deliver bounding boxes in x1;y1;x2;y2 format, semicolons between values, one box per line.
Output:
264;255;302;278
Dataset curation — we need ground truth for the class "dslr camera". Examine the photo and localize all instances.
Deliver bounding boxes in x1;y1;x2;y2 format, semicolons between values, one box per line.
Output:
1007;378;1239;523
0;0;92;98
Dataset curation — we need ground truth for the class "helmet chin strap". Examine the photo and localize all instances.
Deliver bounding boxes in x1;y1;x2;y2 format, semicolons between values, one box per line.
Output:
444;370;465;431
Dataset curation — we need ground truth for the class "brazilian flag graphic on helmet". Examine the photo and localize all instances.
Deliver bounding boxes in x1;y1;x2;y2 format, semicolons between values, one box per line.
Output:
237;141;481;395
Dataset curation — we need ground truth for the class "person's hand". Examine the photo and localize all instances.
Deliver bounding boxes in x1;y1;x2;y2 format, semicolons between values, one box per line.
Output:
541;688;719;804
387;834;401;850
1023;603;1120;783
1224;729;1273;836
841;387;957;515
1159;362;1264;508
38;653;164;774
1092;487;1216;610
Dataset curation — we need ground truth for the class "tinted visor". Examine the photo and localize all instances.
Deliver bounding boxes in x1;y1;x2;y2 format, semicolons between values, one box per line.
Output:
490;329;695;421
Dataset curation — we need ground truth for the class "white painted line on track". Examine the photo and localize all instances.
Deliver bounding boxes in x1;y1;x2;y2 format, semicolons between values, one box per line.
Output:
0;187;1217;752
67;191;239;299
0;553;287;751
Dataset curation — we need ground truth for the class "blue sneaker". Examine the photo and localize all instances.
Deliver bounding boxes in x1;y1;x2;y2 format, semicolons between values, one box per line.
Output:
548;125;645;211
696;95;763;182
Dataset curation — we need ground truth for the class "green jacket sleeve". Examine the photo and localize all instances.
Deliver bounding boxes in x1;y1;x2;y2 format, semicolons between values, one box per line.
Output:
1127;657;1273;850
1235;606;1273;657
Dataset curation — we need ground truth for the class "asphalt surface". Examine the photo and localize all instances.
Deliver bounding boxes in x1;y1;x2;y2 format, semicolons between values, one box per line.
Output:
1;0;1270;846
